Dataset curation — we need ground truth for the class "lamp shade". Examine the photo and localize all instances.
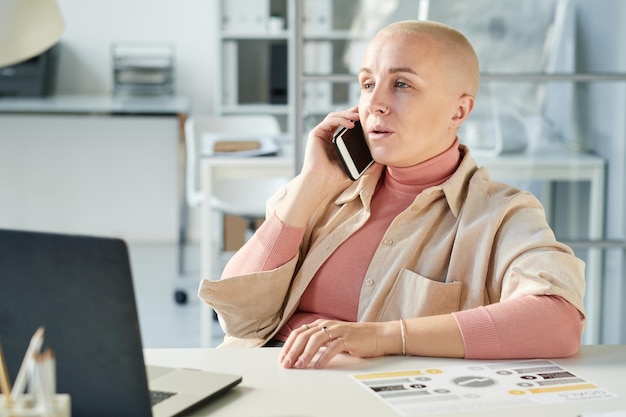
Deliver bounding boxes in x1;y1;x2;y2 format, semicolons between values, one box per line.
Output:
0;0;64;68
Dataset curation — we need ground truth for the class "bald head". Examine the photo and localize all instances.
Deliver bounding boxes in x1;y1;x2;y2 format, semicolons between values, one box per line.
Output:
375;20;480;97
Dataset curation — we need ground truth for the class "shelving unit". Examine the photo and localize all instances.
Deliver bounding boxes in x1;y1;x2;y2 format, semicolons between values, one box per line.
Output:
215;0;291;132
215;0;401;140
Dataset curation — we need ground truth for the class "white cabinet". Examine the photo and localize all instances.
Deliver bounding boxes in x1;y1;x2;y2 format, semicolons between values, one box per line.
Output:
0;96;188;243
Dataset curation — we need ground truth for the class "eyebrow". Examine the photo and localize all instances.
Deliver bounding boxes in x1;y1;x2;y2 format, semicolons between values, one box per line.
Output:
359;67;419;75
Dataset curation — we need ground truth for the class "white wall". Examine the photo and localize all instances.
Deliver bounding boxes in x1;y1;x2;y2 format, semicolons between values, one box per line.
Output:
55;0;217;115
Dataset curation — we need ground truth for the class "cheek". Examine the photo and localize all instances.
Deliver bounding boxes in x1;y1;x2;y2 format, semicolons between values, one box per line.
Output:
407;100;450;130
358;103;367;121
358;94;371;117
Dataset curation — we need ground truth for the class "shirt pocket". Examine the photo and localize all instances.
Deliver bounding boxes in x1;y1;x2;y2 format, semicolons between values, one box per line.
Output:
380;268;463;320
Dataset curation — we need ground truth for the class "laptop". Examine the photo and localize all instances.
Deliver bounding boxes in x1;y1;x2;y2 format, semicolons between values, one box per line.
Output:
0;228;241;417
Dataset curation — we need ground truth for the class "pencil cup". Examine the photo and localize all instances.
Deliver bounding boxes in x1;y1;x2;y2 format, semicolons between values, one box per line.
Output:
0;394;70;417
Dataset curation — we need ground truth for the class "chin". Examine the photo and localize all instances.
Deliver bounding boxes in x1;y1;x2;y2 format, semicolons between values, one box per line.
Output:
372;153;401;168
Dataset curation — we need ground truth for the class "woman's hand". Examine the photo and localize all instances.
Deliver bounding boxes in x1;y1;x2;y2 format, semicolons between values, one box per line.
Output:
278;319;400;369
273;107;360;228
300;106;360;186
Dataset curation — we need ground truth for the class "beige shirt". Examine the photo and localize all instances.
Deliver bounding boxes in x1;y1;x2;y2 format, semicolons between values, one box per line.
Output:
198;145;586;348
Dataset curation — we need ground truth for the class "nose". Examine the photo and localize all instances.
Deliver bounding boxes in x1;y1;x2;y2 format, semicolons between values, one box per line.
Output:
363;85;390;115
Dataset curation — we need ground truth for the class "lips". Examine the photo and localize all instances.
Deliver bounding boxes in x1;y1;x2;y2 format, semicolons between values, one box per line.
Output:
369;125;392;134
368;125;394;140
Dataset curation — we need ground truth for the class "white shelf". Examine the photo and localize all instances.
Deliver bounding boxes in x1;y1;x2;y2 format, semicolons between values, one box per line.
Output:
302;30;368;41
220;103;289;115
221;31;290;40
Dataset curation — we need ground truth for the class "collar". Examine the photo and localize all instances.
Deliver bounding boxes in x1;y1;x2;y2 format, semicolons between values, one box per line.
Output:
334;144;481;218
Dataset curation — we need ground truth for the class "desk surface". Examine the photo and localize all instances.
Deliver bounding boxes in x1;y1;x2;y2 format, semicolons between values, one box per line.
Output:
144;345;626;417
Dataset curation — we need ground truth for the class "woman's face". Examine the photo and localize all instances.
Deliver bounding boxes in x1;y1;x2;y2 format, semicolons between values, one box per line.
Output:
358;32;472;167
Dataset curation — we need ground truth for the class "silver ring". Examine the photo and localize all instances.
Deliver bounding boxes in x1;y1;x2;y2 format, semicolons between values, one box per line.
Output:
303;324;310;330
322;326;333;341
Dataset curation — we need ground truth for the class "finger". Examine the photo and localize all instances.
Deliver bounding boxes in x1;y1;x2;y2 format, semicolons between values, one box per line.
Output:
331;113;359;131
280;320;336;368
293;328;332;369
280;324;314;354
314;338;345;369
280;325;315;367
318;110;359;135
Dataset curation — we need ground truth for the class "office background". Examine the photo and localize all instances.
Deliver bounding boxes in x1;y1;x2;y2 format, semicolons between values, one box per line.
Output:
1;0;625;347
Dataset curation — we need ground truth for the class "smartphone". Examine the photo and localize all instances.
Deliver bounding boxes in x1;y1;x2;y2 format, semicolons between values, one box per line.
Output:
332;120;374;181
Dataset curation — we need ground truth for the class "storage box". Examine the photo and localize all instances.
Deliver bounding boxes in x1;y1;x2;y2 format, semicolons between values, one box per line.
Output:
223;214;264;252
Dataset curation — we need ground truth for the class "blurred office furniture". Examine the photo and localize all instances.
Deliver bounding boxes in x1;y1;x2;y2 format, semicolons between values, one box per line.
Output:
178;114;291;305
0;0;64;67
0;95;188;243
425;0;575;156
0;0;64;97
112;43;175;96
0;43;60;97
216;0;289;115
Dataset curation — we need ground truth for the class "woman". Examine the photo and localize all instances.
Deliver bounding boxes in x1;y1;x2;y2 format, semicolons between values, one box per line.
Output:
198;20;585;369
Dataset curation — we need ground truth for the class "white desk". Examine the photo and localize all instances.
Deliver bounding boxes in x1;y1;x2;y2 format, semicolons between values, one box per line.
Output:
199;144;605;346
144;345;626;417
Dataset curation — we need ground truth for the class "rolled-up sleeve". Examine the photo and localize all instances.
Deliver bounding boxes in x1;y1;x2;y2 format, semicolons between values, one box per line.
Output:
198;255;299;338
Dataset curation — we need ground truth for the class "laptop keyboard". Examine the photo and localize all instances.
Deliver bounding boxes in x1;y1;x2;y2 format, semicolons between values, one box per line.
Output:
150;390;177;406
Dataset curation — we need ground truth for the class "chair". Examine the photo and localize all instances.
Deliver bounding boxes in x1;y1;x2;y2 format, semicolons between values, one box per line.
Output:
184;114;282;208
175;114;289;303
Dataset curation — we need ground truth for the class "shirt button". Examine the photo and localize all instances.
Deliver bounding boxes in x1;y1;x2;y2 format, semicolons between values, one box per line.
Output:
365;279;374;286
412;205;419;211
204;289;214;295
383;239;393;246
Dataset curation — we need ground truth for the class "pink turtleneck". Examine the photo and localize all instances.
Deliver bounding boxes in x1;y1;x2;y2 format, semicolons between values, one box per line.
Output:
275;139;461;338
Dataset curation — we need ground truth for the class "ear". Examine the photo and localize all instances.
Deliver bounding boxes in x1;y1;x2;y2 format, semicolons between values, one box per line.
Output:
451;94;474;128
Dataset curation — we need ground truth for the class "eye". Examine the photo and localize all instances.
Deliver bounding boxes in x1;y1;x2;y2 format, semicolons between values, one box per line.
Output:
361;81;374;90
394;81;410;89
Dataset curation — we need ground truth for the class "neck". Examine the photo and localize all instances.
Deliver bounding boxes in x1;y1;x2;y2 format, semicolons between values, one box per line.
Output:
383;137;461;194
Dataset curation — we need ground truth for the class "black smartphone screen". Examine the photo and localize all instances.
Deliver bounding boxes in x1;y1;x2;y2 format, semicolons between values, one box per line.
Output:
332;120;374;180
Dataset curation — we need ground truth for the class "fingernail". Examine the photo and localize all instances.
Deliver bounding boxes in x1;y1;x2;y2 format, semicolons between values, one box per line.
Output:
294;358;304;368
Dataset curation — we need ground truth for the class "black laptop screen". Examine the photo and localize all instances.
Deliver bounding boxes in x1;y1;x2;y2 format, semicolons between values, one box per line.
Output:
0;229;152;417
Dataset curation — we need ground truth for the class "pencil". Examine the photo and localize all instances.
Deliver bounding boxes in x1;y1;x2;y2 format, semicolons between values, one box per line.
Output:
11;326;44;400
0;340;13;408
33;353;54;413
42;348;56;394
